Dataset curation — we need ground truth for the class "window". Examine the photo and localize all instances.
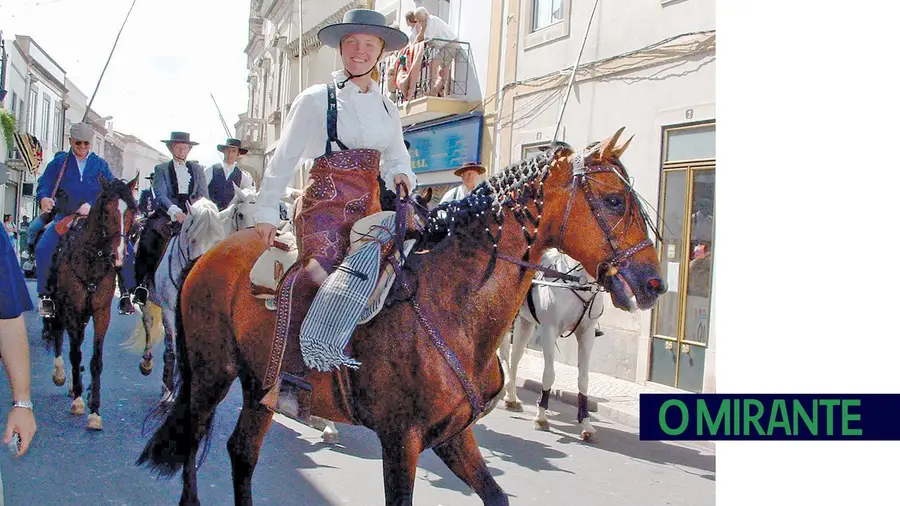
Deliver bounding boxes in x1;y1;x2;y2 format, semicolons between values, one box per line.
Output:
29;89;37;134
532;0;563;32
53;102;63;151
522;142;550;160
10;91;16;118
41;96;51;145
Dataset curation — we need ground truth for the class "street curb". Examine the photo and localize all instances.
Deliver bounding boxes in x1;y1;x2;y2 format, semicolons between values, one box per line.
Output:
521;379;717;453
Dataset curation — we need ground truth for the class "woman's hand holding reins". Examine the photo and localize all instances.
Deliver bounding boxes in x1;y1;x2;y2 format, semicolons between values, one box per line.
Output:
256;222;277;248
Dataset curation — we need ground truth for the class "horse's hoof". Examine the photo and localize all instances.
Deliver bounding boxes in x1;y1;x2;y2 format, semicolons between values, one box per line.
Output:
505;400;523;412
323;431;339;444
581;430;597;443
87;413;103;431
52;358;65;386
534;419;550;431
71;397;85;415
139;359;153;376
160;387;174;405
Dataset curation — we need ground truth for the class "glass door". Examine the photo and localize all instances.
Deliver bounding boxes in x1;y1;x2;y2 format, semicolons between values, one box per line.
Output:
650;123;715;391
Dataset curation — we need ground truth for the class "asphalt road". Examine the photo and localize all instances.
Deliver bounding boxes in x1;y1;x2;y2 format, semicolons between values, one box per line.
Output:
0;280;714;505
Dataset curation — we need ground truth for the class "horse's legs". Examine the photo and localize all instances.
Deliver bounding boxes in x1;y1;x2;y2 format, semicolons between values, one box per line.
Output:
575;326;597;442
433;427;509;506
228;376;275;506
322;419;339;444
139;303;154;375
534;326;557;431
503;316;533;412
48;319;66;386
380;431;423;506
86;308;111;430
68;323;87;416
179;363;237;506
161;307;177;402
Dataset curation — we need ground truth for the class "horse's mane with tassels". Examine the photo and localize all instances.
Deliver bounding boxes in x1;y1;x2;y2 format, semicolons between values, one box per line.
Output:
422;142;569;248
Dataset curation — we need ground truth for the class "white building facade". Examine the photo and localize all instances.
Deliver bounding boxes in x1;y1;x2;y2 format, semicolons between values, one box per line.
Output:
494;0;716;392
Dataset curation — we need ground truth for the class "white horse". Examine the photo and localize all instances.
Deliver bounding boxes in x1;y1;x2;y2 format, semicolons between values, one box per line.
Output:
498;248;605;442
126;197;229;402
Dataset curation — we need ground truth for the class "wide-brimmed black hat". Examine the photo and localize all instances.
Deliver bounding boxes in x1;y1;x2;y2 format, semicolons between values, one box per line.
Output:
161;131;199;146
217;138;249;155
318;9;409;52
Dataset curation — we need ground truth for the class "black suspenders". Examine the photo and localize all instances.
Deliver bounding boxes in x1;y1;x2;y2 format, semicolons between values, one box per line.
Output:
325;84;349;156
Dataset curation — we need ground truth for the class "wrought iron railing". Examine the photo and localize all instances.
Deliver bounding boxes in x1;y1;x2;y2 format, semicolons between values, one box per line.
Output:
378;38;474;106
236;116;265;150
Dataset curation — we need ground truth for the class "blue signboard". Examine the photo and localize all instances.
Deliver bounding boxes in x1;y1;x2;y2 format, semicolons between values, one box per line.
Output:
403;112;483;174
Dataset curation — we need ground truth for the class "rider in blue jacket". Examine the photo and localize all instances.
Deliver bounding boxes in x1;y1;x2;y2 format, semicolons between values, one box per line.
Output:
34;123;137;317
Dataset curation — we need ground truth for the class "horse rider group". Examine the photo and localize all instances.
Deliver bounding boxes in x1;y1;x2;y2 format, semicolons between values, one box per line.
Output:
33;9;494;396
34;121;257;319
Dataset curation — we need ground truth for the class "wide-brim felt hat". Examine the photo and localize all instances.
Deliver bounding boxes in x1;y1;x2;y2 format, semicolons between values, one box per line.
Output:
217;138;249;155
318;9;409;52
161;131;199;146
454;162;486;177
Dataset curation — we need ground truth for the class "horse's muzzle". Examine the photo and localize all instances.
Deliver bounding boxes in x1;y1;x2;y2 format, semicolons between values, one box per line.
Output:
604;263;665;311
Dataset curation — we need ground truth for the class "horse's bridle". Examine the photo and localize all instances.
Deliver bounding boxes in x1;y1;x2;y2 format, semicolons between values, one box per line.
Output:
556;150;654;282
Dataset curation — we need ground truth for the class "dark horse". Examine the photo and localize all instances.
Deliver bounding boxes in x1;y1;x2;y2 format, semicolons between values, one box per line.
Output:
42;176;138;431
138;129;665;505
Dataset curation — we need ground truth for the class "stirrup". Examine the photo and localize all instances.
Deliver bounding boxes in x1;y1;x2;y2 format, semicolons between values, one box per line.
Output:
119;294;135;315
38;297;56;319
133;285;149;305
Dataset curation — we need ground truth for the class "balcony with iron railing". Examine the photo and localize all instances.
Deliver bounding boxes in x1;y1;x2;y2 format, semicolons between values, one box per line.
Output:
378;38;481;127
235;114;265;153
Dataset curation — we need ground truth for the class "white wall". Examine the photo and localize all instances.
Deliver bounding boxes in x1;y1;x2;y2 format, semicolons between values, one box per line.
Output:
2;40;29;129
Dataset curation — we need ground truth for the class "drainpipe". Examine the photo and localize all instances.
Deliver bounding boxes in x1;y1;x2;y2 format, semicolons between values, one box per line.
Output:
491;0;510;175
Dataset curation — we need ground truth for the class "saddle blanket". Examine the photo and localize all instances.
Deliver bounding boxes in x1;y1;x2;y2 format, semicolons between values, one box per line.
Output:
250;211;414;371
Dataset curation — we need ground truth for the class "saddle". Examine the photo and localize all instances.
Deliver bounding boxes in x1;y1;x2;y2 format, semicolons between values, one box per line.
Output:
249;211;416;321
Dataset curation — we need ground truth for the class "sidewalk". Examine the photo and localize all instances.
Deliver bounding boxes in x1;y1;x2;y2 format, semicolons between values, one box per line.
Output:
513;349;715;452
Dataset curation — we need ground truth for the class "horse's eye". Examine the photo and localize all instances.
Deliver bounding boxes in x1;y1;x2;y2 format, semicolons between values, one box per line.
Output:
238;213;244;221
603;194;626;214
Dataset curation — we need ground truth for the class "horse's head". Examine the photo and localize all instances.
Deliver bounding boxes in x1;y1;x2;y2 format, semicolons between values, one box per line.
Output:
220;185;260;234
97;176;139;268
183;197;227;260
538;128;664;311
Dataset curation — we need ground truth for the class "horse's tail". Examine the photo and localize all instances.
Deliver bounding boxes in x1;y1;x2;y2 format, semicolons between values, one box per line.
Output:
137;259;213;477
121;303;164;354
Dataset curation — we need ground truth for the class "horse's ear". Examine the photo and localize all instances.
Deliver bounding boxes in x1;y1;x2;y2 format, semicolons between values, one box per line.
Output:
601;127;626;161
127;176;139;193
99;175;110;191
232;182;241;194
611;134;634;159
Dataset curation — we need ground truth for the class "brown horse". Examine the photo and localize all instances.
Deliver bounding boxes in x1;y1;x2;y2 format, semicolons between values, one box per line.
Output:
42;176;138;431
138;129;665;505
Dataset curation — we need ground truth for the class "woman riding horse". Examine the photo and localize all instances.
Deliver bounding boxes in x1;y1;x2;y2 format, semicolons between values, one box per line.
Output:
253;9;416;393
134;132;209;305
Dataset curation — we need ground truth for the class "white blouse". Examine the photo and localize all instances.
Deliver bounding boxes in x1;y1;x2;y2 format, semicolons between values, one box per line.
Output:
256;71;417;225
